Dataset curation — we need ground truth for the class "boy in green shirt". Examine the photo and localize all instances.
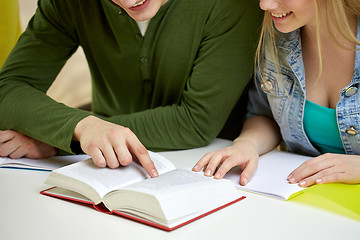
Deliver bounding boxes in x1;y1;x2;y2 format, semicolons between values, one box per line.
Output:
0;0;262;176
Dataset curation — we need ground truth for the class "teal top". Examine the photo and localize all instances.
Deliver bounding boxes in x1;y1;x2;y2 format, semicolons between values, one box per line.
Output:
303;100;345;154
0;0;262;153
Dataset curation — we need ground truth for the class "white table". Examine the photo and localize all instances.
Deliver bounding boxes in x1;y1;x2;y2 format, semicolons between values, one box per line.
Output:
1;139;359;240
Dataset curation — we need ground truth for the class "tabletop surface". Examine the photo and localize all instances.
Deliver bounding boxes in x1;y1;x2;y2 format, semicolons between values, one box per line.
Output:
1;139;359;240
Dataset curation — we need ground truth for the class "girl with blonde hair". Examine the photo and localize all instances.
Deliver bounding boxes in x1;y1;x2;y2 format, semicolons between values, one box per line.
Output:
193;0;360;187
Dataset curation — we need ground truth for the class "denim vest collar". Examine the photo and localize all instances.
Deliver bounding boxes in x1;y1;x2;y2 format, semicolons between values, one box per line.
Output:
276;29;306;94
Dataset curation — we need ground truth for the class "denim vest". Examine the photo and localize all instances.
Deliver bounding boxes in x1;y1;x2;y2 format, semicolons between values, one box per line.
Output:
248;19;360;157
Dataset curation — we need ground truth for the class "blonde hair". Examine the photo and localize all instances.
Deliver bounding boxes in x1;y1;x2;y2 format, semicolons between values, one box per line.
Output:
256;0;360;85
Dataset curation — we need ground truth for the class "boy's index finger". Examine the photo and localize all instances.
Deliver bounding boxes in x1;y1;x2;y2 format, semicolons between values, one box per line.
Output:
138;152;159;178
126;132;159;178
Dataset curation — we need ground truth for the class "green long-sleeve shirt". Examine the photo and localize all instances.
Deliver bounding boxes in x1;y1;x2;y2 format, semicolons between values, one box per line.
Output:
0;0;262;153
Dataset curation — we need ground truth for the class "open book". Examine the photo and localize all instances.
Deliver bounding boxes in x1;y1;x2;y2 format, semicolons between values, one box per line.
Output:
223;150;360;220
0;154;90;171
41;151;244;231
224;150;310;200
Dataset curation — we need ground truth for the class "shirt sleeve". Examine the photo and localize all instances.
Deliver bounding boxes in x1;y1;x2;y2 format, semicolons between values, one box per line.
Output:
104;0;263;150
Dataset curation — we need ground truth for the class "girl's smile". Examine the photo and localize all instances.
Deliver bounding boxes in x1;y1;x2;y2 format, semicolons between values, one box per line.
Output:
259;0;316;33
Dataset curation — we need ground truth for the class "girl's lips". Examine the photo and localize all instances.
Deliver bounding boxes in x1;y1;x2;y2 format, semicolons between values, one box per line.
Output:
129;0;150;11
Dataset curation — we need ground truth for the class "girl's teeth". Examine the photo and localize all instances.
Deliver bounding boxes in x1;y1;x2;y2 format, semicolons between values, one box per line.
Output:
271;12;291;18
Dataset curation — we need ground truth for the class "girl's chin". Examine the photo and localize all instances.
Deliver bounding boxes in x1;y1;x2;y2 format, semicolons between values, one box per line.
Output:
273;24;297;34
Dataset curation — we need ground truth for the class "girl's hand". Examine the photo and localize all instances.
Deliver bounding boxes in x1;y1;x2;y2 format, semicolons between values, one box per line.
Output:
288;153;360;187
73;116;158;177
0;130;57;159
192;140;260;186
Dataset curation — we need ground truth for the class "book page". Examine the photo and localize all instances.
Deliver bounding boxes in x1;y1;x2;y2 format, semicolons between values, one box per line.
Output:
123;168;219;192
105;169;241;224
148;151;176;173
224;150;310;200
48;151;176;199
0;154;90;171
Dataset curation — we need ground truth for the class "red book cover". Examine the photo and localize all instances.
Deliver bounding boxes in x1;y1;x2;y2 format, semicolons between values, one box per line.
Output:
41;187;245;231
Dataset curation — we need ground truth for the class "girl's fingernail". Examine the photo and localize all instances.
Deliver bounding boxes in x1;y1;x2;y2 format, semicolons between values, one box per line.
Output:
289;177;295;183
205;169;211;176
316;178;322;184
299;180;306;187
214;172;221;178
192;165;199;170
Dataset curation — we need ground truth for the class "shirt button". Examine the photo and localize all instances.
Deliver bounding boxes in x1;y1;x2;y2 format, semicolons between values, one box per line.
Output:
140;57;148;63
136;34;142;40
261;80;273;93
345;86;358;97
345;126;358;136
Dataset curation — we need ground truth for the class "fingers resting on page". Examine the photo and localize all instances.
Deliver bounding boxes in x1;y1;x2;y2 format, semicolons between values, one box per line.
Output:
73;116;158;178
192;141;260;186
0;130;57;159
288;153;360;187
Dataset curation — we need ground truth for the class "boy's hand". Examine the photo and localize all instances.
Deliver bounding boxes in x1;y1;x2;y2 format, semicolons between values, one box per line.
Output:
74;116;158;177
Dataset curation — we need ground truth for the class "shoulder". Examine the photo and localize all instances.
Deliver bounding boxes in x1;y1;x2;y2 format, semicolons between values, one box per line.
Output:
172;0;261;16
38;0;104;14
212;0;261;15
198;0;259;9
39;0;98;6
36;0;108;25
